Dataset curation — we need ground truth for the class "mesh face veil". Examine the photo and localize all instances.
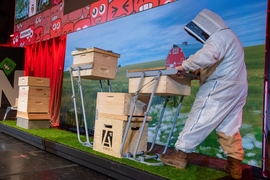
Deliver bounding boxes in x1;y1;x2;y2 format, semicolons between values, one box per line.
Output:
184;9;229;44
184;21;208;44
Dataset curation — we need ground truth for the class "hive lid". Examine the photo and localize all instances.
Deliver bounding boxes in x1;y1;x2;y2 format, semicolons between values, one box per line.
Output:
71;47;120;57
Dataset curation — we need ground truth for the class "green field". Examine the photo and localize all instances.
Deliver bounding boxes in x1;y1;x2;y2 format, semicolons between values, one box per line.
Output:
60;44;264;167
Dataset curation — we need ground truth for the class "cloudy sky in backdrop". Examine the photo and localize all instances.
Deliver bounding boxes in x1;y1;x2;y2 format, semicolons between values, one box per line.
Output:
65;0;267;69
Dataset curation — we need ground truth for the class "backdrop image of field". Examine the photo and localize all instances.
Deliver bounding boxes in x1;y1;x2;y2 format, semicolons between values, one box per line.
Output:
60;44;264;167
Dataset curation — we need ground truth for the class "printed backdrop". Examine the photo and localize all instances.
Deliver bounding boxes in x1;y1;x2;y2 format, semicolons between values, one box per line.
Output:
13;0;268;168
60;0;267;168
12;0;174;47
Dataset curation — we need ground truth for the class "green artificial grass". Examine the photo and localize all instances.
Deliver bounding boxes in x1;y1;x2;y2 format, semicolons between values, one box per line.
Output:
0;120;227;180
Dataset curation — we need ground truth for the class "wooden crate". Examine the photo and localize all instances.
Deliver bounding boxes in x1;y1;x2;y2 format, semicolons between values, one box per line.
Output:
18;76;50;87
71;47;120;80
18;86;50;99
16;111;50;119
17;84;50;113
16;117;50;129
128;75;191;96
96;92;148;116
17;98;50;113
93;115;148;158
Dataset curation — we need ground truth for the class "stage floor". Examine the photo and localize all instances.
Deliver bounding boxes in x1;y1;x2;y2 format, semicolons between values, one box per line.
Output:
0;122;260;180
0;132;115;180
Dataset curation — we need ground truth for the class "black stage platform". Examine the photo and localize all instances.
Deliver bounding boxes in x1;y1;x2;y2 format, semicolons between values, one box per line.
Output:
0;132;115;180
0;123;264;180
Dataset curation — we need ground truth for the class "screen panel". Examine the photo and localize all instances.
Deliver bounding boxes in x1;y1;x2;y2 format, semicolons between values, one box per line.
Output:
64;0;98;15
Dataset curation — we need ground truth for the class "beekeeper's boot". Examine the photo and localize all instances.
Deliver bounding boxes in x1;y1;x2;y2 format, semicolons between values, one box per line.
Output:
224;156;242;179
159;149;188;169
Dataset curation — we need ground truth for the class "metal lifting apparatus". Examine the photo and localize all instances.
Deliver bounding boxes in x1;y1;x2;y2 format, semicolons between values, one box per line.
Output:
67;64;112;148
119;67;196;166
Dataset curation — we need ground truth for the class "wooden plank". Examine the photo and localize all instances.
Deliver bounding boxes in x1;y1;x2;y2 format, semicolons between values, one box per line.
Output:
127;66;167;73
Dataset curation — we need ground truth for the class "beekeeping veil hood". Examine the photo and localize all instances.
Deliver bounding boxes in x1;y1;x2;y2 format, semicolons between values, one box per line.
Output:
184;9;229;43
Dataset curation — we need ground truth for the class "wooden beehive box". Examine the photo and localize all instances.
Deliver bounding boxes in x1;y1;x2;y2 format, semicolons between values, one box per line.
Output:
18;86;50;99
18;76;50;87
16;76;51;129
93;115;148;158
96;92;148;116
128;75;191;96
71;47;120;80
17;99;50;113
17;86;50;113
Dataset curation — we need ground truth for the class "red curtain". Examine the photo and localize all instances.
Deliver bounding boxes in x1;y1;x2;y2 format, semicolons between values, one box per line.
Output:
24;35;67;127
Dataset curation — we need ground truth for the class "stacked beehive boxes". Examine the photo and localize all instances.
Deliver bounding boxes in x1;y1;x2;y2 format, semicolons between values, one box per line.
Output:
71;47;120;80
16;76;51;129
93;92;150;158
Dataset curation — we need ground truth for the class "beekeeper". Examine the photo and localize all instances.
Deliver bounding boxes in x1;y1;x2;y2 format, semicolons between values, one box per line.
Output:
160;8;248;180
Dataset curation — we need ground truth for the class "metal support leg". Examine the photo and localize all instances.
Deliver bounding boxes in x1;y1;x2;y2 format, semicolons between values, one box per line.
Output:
120;71;164;165
129;71;165;166
99;80;111;92
147;96;170;152
107;80;111;92
121;70;168;165
120;72;146;157
147;95;184;154
162;95;184;154
3;106;11;120
68;67;92;148
99;80;103;92
132;71;161;159
69;68;83;144
76;68;92;147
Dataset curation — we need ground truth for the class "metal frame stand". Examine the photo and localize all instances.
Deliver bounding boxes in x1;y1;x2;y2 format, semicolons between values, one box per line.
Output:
120;68;185;166
67;64;112;148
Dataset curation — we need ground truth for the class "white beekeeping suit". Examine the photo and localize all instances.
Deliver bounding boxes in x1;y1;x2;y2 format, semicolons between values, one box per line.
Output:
159;9;247;179
174;8;248;161
175;8;248;161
